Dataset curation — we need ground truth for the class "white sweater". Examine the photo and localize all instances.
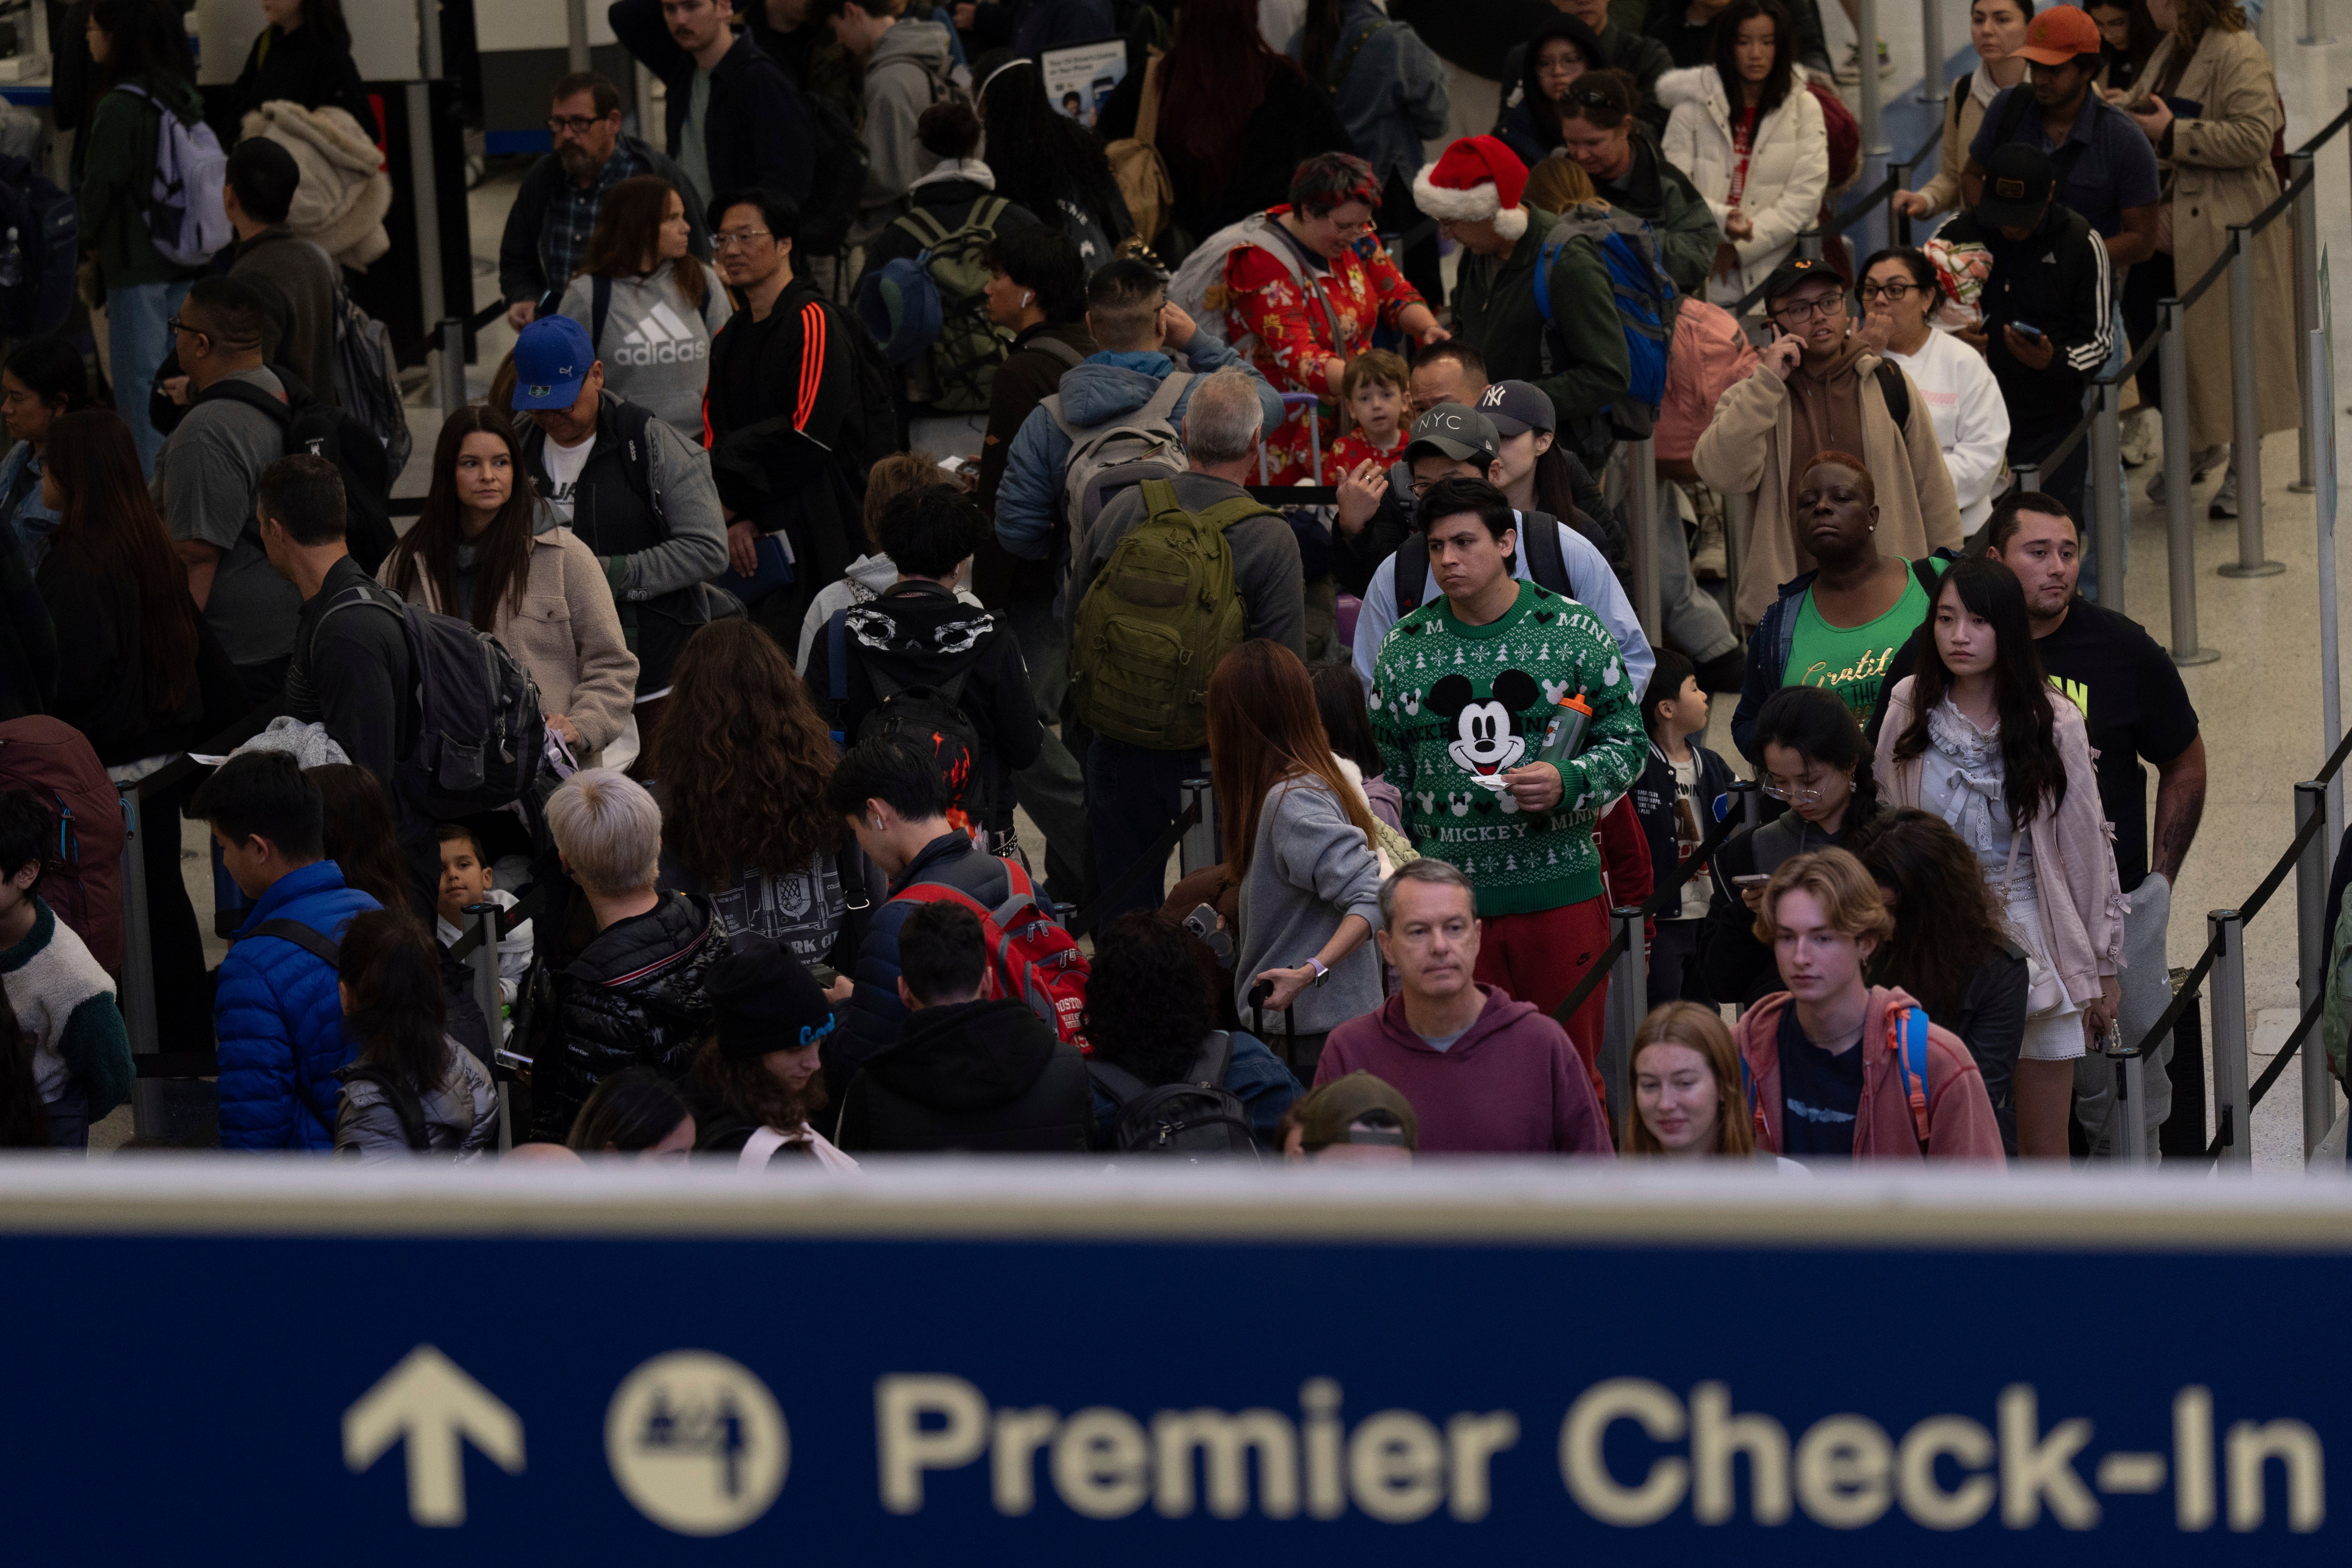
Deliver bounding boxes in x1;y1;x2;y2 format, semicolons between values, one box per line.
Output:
1882;327;2010;532
1658;66;1829;304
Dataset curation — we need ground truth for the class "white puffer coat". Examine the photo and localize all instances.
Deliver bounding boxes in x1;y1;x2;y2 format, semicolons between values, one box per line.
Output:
1658;64;1829;304
239;100;392;270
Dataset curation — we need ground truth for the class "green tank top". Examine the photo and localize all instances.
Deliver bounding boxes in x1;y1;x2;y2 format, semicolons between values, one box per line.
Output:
1783;560;1943;727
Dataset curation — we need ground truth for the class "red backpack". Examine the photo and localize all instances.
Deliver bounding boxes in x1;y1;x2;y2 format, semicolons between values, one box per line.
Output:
894;857;1092;1051
0;717;125;973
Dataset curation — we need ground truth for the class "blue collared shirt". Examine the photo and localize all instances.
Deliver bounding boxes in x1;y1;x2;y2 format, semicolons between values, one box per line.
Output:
1970;85;2162;240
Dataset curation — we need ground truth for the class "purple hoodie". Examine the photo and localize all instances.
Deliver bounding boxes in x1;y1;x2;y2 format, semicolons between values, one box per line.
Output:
1315;984;1615;1155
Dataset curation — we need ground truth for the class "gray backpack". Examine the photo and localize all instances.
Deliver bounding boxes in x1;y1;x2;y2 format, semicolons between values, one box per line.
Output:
1039;370;1192;601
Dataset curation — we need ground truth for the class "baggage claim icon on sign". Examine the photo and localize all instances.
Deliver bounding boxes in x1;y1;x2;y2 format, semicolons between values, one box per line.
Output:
605;1350;791;1535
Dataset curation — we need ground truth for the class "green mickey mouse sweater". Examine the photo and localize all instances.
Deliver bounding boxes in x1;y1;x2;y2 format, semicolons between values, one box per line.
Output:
1369;580;1646;918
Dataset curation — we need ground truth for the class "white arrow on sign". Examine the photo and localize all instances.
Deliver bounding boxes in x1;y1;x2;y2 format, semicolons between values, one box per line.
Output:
343;1344;526;1527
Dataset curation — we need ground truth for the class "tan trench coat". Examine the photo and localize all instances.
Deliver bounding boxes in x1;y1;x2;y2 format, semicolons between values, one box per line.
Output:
2128;26;2298;450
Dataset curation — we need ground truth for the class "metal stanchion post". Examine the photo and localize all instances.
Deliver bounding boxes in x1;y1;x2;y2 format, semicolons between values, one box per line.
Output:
2316;325;2344;848
436;316;466;424
2161;967;2207;1157
1605;907;1647;1129
1883;159;1907;255
2290;151;2319;493
2297;782;2336;1156
1628;437;1662;641
2158;301;2219;665
468;902;510;1150
2010;462;2040;497
566;0;591;70
1798;228;1823;261
1857;0;1887;154
2209;908;2251;1168
1722;488;1750;626
2300;0;2334;44
1731;776;1762;830
1178;778;1218;879
1917;0;1945;101
118;789;166;1138
2217;230;2280;578
408;0;458;415
2091;376;2126;612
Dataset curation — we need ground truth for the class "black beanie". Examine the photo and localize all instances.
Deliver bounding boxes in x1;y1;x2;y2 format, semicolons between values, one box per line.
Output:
702;934;838;1060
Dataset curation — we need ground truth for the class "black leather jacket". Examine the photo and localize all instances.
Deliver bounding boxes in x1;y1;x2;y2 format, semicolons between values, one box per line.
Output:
532;893;730;1141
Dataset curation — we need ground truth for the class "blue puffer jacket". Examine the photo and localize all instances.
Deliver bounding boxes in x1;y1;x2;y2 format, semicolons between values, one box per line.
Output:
215;860;380;1150
829;832;1015;1100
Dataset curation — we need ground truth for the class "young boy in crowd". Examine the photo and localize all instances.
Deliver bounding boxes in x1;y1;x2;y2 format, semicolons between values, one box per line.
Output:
1628;650;1733;1006
434;823;535;1008
1326;349;1413;474
0;791;132;1149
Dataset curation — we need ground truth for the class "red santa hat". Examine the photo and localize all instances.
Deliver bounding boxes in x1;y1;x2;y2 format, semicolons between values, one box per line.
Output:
1413;136;1530;243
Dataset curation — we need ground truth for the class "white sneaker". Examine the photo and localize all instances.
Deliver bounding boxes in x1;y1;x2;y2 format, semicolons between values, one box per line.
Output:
2117;407;2158;468
2208;464;2239;519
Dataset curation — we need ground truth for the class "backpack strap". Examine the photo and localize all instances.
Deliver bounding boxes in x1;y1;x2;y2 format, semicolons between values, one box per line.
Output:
1889;1004;1933;1150
1873;360;1912;437
194;375;295;431
897;207;951;251
1192;493;1279;535
608;400;667;532
1396;533;1430;615
971;195;1009;232
1325;18;1395;90
1520;511;1571;595
1031;336;1084;372
1135;52;1164;147
306;579;406;671
244;917;342;967
1190;1029;1235;1088
339;1062;432;1152
739;1124;794;1168
1085;1055;1152;1108
826;606;852;738
591;274;613;353
1911;554;1945;597
1135;370;1193;428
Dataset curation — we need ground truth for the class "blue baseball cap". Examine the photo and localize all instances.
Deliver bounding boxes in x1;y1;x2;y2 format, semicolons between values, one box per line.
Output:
511;315;596;410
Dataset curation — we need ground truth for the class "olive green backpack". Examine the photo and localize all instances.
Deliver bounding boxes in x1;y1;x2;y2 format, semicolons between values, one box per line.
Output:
1071;478;1272;749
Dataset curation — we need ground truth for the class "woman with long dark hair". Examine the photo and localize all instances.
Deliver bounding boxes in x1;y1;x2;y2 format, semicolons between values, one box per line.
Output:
1698;683;1885;1007
0;340;94;570
1493;13;1608;164
654;618;857;971
562;1066;696;1158
1094;0;1351;244
1878;557;2123;1159
226;0;374;133
332;910;499;1159
1207;640;1384;1084
35;409;237;1044
306;764;413;916
1850;806;2029;1155
1658;0;1828;302
78;0;204;474
379;408;637;767
557;176;731;438
975;56;1133;263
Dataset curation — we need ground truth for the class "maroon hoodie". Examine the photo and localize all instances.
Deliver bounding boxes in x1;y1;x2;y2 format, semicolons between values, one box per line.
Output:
1316;985;1614;1155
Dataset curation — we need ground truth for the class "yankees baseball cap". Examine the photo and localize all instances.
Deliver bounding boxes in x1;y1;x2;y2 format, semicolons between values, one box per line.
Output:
1476;380;1558;438
1403;402;1502;466
511;314;597;410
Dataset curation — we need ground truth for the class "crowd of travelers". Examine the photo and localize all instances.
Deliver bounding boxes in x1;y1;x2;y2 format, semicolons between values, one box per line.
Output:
0;0;2306;1169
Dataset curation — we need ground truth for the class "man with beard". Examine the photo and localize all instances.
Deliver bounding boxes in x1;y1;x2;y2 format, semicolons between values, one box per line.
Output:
499;72;714;329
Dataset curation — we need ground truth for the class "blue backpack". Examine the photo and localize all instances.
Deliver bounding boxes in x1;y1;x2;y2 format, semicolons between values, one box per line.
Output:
1532;205;1675;441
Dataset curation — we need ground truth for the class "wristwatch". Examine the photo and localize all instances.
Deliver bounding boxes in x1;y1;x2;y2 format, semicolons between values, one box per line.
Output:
1308;958;1330;987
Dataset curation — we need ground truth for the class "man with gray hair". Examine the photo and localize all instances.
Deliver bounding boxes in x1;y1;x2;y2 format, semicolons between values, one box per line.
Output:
532;767;732;1142
1067;365;1306;923
1315;859;1613;1155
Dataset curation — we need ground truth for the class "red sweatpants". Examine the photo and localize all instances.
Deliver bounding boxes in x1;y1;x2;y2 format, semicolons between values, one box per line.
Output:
1474;897;1613;1111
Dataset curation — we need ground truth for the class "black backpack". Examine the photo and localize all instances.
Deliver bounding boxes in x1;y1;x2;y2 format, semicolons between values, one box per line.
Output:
0;152;77;338
1087;1031;1260;1158
825;604;993;831
199;367;396;575
310;580;547;815
797;94;872;257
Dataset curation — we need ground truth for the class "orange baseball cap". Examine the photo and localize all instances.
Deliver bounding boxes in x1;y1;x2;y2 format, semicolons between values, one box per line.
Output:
2015;5;2103;64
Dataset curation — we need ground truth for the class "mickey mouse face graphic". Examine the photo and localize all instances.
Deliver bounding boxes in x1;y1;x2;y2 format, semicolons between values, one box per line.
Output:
1428;670;1541;778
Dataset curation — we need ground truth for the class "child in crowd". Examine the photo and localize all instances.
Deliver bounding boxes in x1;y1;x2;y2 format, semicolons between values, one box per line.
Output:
1630;650;1733;1007
433;823;535;1008
1325;349;1413;474
0;790;132;1148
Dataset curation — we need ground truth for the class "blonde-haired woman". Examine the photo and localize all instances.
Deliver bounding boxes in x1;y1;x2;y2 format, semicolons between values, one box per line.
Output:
1626;1001;1757;1157
2121;0;2294;516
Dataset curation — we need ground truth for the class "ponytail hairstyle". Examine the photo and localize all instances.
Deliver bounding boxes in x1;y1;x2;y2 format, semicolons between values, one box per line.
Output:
1554;68;1645;134
1751;684;1881;825
337;910;448;1099
1892;557;2067;832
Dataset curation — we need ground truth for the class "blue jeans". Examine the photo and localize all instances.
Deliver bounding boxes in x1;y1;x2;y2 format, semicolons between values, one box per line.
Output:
1084;736;1208;927
109;277;191;477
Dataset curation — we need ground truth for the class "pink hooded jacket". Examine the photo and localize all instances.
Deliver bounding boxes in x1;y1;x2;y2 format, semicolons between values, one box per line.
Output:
1734;985;2005;1162
1316;985;1614;1155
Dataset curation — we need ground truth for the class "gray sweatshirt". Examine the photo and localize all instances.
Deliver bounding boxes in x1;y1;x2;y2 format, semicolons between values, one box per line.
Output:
853;18;955;244
1073;470;1306;657
558;259;733;440
1234;776;1385;1035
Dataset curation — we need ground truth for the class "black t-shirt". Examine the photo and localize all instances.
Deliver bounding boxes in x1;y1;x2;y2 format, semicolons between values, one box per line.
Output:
2033;597;2198;893
1777;1004;1864;1158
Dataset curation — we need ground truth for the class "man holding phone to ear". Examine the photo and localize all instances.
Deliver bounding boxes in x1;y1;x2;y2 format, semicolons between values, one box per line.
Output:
1938;143;2114;530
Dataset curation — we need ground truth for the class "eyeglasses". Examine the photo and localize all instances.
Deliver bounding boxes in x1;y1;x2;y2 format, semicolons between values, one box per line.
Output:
165;315;208;342
1860;280;1922;301
712;229;774;249
1771;296;1846;324
547;114;611;136
1760;774;1844;806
